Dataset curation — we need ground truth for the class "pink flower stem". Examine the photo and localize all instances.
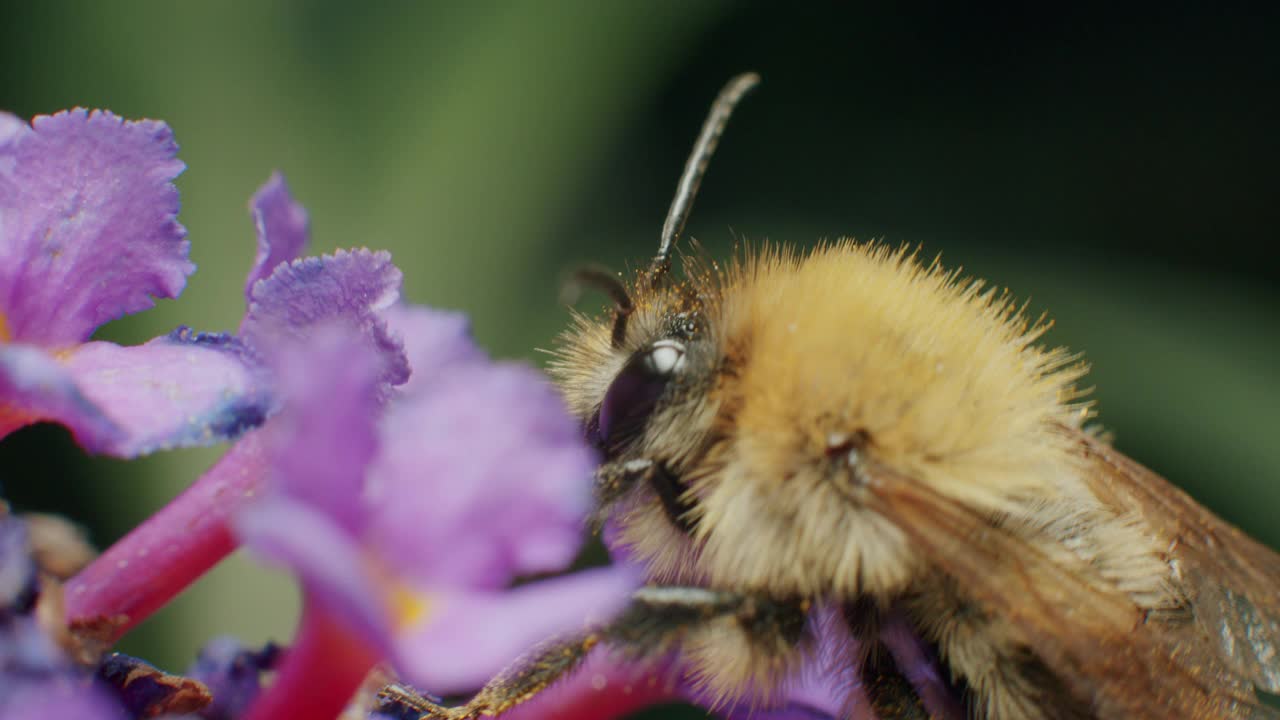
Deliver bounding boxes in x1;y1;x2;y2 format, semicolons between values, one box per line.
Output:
243;599;378;720
503;652;681;720
64;430;269;641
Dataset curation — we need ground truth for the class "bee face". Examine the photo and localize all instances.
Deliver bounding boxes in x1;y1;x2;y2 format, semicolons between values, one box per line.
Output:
553;283;722;586
560;284;718;466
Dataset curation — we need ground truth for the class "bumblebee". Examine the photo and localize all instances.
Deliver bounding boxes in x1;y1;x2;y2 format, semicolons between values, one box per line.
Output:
384;74;1280;720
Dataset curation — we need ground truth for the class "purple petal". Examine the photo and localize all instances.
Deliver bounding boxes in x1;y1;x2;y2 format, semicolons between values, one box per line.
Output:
717;680;857;720
0;109;191;345
725;705;841;720
0;112;25;147
235;498;390;656
0;515;35;613
381;303;484;396
0;679;126;720
266;325;381;534
240;249;409;390
244;172;308;301
365;361;595;588
186;637;280;720
0;617;69;679
880;613;966;720
396;565;639;693
0;343;125;452
61;328;272;456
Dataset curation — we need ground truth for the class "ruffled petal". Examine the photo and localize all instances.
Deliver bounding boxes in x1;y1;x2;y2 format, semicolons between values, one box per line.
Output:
241;249;409;390
61;328;272;456
235;498;390;656
238;325;389;647
244;172;308;301
0;343;125;452
0;112;25;146
0;109;191;345
365;361;595;589
381;303;484;396
265;325;381;535
395;565;639;693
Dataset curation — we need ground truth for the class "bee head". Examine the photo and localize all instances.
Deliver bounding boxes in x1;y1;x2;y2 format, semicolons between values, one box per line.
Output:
553;274;726;484
550;73;761;546
549;264;728;589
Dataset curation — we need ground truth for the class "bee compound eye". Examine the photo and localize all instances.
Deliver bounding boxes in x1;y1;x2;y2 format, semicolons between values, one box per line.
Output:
596;340;687;451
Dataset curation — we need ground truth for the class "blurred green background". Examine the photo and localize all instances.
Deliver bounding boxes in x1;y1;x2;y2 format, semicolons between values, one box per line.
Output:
1;1;1277;714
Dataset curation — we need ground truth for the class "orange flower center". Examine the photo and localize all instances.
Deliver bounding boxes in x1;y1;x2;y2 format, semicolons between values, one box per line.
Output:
388;583;434;630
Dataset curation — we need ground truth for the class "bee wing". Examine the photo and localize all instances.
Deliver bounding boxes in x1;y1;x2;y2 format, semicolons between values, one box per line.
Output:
862;459;1276;720
1075;430;1280;694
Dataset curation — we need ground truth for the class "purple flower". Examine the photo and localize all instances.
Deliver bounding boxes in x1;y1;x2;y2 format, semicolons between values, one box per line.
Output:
234;313;634;720
0;109;275;458
0;513;129;720
244;172;309;300
3;107;625;717
186;637;279;720
3;510;216;719
0;515;35;615
64;174;410;641
0;679;125;720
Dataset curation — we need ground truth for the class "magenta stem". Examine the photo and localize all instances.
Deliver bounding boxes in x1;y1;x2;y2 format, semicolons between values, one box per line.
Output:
242;599;378;720
64;430;269;640
503;652;680;720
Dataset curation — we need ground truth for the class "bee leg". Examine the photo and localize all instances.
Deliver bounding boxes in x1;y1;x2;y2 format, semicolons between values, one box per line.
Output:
376;683;451;720
613;586;807;657
589;458;659;529
592;460;698;534
845;601;962;720
376;587;809;719
859;643;934;720
845;600;926;718
376;633;603;719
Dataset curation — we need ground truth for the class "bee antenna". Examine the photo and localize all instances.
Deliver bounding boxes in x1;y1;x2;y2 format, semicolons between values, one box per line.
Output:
651;72;761;285
561;264;634;348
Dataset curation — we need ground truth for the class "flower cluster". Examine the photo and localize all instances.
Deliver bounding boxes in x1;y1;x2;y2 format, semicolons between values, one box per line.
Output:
0;107;846;720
